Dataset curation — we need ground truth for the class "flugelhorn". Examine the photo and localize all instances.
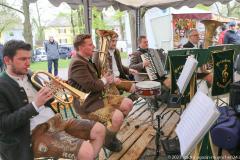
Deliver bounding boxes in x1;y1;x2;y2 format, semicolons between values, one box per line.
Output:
31;71;90;105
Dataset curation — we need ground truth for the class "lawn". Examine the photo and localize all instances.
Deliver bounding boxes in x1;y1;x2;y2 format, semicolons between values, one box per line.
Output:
30;59;71;72
30;53;128;72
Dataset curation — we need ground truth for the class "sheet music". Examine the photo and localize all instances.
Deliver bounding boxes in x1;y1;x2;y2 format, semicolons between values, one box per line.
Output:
177;55;198;94
175;91;220;158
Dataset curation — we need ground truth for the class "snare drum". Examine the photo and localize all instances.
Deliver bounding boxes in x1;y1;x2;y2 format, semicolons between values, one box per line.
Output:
136;81;161;97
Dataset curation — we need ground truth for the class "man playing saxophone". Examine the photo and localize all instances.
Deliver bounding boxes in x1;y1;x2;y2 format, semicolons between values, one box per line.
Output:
0;40;105;160
92;33;138;99
68;34;133;152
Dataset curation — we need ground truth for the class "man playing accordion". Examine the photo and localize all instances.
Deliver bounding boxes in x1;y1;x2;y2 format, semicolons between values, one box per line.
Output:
130;35;171;103
0;40;105;160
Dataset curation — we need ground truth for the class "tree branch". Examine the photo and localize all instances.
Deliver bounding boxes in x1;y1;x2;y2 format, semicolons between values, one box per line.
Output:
214;3;222;16
0;3;23;14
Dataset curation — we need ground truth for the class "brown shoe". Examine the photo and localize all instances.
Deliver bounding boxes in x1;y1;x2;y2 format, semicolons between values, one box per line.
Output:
104;136;122;152
104;130;122;152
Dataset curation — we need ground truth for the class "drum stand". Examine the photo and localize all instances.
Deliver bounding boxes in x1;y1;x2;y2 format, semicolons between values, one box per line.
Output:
137;96;164;160
141;93;183;159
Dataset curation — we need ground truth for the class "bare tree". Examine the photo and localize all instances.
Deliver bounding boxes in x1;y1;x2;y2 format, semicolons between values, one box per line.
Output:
215;1;240;18
0;6;21;38
22;0;33;46
0;0;33;46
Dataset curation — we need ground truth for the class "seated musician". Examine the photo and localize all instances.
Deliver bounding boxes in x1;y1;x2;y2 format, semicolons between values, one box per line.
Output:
92;33;138;100
0;40;105;160
129;35;171;102
68;34;133;152
183;29;212;85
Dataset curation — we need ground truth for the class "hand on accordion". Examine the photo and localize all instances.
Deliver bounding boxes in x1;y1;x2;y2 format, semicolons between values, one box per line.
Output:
129;69;138;75
143;60;150;68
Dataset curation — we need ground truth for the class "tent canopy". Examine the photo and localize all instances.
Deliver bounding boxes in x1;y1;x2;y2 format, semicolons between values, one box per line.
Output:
31;0;239;10
29;0;239;49
115;0;239;9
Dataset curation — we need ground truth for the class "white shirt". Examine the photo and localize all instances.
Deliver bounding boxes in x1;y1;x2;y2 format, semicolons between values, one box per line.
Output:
6;72;55;132
109;49;120;77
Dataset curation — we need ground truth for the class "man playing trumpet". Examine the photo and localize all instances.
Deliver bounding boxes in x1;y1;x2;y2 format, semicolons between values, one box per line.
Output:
0;40;105;160
68;34;133;152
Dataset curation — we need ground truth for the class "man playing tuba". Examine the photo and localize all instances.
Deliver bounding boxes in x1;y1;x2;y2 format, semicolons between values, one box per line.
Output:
92;31;138;100
0;40;105;160
68;34;133;152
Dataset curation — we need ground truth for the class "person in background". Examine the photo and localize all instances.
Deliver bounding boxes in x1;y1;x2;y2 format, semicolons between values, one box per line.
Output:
218;24;227;44
224;21;240;44
44;36;60;76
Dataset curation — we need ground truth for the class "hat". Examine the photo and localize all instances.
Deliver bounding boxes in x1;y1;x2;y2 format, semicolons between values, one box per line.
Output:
229;21;236;26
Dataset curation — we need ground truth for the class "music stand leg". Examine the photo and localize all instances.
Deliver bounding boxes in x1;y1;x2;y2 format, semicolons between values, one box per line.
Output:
154;115;161;160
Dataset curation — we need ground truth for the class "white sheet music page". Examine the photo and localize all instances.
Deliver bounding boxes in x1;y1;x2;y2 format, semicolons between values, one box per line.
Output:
177;55;198;94
175;91;220;158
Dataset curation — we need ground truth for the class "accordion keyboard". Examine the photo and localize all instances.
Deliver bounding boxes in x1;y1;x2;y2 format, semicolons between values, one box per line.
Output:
141;53;158;80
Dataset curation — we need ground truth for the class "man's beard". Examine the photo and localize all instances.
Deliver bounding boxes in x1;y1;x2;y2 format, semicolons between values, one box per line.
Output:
12;65;27;75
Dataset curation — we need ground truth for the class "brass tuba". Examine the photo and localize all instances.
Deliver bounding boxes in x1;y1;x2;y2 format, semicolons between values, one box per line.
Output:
201;20;223;48
31;71;90;105
96;29;120;95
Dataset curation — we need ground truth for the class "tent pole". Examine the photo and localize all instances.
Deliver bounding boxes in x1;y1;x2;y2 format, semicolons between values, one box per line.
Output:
136;8;141;47
83;0;92;34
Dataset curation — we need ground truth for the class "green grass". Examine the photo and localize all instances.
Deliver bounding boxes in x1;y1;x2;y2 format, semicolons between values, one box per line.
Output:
30;59;71;72
120;52;128;59
30;52;128;72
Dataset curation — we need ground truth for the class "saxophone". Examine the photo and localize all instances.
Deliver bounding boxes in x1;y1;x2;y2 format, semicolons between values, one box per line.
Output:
96;29;120;95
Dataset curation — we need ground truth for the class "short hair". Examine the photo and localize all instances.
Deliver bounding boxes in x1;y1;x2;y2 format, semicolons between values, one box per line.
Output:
221;24;227;31
111;34;119;40
3;40;32;59
137;35;147;44
187;29;198;37
74;34;91;51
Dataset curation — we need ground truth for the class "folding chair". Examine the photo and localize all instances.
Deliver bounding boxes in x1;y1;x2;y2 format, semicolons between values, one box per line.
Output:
211;49;234;106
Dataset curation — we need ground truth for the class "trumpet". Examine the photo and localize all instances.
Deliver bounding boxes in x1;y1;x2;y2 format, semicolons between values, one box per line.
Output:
31;71;90;105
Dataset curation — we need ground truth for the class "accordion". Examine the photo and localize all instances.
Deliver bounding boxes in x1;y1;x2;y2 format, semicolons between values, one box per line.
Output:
141;49;166;80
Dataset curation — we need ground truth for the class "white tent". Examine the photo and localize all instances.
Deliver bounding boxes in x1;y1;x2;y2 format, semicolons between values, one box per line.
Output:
115;0;238;9
30;0;239;48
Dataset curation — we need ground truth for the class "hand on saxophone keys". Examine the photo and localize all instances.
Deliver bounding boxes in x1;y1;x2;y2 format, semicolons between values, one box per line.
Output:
104;73;114;84
113;77;122;85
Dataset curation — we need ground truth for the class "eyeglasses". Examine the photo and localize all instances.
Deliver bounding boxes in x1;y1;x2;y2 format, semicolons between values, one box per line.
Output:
190;34;199;37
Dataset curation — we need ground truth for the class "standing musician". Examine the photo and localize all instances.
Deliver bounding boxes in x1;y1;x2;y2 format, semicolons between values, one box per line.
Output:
0;40;105;160
129;35;171;102
68;34;133;152
92;33;138;99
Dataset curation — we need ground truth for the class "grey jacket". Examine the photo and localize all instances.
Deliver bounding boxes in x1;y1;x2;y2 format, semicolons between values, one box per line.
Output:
44;41;60;60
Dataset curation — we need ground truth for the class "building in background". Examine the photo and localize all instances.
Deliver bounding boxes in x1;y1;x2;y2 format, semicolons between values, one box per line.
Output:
45;16;73;45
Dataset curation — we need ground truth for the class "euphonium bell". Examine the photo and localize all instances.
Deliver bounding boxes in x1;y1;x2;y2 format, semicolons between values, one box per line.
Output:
31;71;90;105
